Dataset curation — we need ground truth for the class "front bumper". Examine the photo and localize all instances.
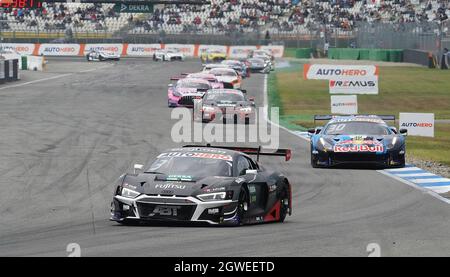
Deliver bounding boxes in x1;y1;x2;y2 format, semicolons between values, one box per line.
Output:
312;149;405;167
111;194;240;225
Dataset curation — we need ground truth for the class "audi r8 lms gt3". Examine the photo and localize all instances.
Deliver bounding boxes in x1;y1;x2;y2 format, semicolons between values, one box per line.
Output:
86;50;120;61
308;115;408;168
206;67;242;89
110;145;292;226
200;49;227;63
247;58;271;74
153;49;185;61
168;77;211;107
221;60;250;78
193;89;255;124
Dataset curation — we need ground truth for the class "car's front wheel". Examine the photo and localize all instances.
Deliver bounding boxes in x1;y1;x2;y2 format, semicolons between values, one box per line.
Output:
235;187;249;226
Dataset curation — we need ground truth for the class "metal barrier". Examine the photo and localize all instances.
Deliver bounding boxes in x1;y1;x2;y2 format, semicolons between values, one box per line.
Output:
0;59;20;83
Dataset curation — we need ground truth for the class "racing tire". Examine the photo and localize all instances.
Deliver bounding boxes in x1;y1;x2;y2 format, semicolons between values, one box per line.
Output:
235;187;249;226
278;186;289;223
310;151;319;168
86;55;91;62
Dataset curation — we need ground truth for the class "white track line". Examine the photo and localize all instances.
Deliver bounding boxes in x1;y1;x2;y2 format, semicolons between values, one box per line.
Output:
262;73;450;205
413;178;450;184
262;74;309;142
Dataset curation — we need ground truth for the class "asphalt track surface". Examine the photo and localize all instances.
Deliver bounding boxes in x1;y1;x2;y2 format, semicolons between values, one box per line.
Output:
0;58;449;257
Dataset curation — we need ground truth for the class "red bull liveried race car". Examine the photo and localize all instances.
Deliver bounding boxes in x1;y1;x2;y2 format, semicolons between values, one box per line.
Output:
110;145;292;226
308;115;408;168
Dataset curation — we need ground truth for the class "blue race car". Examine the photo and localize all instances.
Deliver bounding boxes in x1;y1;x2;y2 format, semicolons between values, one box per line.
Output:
308;115;408;168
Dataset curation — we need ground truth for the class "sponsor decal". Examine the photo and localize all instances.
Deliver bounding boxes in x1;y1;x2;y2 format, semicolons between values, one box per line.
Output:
38;44;80;56
229;46;257;58
304;64;378;80
334;145;384;153
329;76;379;95
126;44;161;56
0;43;35;55
155;183;186;190
399;113;434;137
165;44;195;57
158;152;233;161
203;187;226;193
208;208;220;215
330;95;358;115
84;44;123;55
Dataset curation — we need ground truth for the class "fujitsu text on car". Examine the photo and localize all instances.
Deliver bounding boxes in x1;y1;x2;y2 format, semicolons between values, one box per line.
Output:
309;115;407;168
110;145;292;226
86;49;120;61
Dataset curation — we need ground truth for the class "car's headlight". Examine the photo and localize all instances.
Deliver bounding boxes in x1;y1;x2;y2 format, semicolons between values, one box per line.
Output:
197;192;227;202
121;187;140;199
387;136;399;149
319;137;333;150
172;89;182;97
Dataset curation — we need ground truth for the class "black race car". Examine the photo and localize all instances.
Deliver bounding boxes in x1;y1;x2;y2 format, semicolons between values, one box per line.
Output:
110;145;292;226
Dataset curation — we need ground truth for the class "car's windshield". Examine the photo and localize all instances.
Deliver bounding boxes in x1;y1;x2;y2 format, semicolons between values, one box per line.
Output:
205;92;244;102
324;122;390;135
145;153;233;178
178;80;210;89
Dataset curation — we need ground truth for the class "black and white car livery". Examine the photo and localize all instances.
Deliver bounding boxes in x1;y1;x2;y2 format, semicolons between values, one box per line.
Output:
86;50;120;61
110;145;293;226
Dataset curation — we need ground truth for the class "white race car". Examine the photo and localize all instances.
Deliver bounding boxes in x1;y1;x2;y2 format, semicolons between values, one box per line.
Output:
86;50;120;61
153;49;185;61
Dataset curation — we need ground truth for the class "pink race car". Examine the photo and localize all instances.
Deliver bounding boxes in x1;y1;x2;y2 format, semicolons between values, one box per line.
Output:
168;78;212;108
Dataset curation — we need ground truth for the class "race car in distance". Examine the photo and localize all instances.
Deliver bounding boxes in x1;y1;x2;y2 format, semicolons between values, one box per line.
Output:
183;72;224;89
153;49;185;61
249;49;275;62
86;50;120;61
308;115;408;168
207;67;242;89
221;59;250;78
110;145;292;226
168;77;211;107
200;49;227;63
194;89;255;124
247;58;271;73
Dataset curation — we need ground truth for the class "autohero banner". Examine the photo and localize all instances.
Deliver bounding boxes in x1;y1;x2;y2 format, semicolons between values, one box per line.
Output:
303;64;378;80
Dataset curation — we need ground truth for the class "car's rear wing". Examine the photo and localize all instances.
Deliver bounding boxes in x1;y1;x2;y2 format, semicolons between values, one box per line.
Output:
313;114;396;124
183;144;291;162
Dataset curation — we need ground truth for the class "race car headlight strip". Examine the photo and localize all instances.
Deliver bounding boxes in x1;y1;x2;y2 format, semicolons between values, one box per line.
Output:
319;137;333;150
121;187;140;199
387;137;398;149
197;192;227;202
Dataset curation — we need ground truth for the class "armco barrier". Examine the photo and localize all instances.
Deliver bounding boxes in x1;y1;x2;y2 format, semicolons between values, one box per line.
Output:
0;60;5;84
328;48;403;62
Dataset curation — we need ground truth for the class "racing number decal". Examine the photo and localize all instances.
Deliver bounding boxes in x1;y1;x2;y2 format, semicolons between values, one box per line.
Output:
151;206;179;216
327;124;346;133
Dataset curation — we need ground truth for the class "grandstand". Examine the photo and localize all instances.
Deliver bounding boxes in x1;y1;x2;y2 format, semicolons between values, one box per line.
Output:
0;0;449;48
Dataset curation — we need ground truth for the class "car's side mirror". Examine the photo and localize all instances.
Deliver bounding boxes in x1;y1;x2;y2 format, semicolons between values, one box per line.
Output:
248;96;255;101
245;169;258;175
399;128;408;136
241;89;247;94
134;164;143;174
307;128;316;135
390;126;398;133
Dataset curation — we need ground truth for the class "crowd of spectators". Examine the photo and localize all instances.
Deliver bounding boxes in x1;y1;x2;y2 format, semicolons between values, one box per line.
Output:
1;0;450;36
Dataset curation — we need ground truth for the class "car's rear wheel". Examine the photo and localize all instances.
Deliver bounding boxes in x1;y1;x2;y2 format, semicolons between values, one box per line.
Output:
279;186;289;223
